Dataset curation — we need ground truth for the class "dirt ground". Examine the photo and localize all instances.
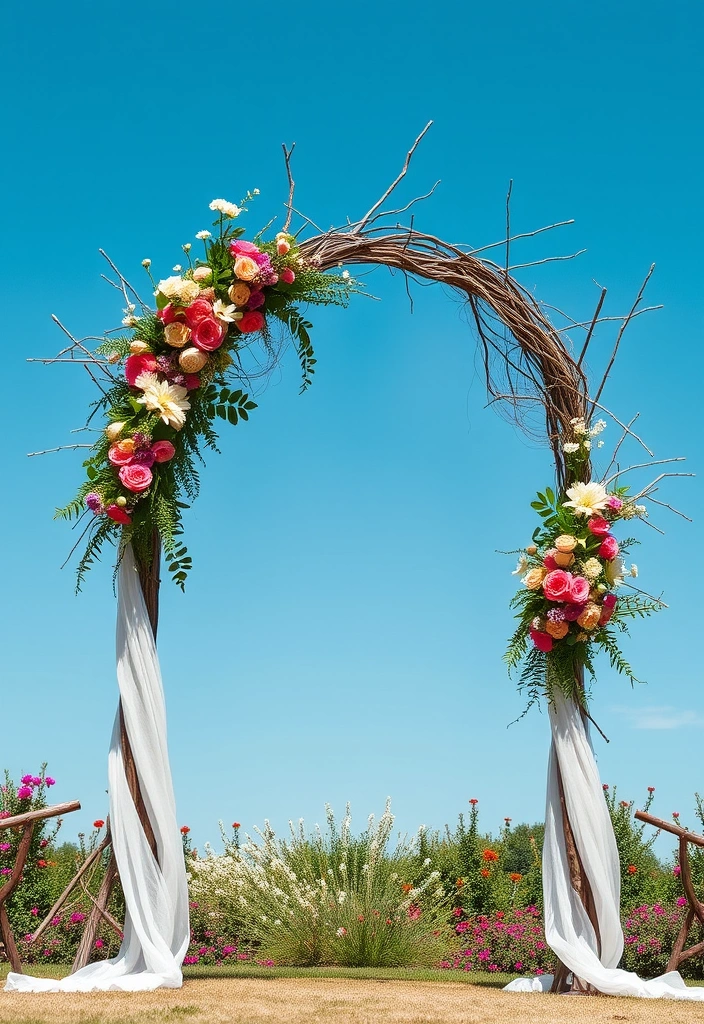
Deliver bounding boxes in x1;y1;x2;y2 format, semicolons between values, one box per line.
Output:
2;976;704;1024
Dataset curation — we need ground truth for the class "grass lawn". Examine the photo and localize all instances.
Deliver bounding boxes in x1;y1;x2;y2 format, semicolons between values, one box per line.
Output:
2;964;704;1024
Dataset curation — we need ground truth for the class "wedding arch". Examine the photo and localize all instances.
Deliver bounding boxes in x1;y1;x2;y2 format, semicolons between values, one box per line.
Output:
7;125;700;1000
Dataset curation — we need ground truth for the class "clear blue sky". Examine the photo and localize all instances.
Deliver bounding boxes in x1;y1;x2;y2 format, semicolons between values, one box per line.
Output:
2;0;702;860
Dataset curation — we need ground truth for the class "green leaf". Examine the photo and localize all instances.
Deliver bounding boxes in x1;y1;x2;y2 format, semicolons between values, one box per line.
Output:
227;406;238;425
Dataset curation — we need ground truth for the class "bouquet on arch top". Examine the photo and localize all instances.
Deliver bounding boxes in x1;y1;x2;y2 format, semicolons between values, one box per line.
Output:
57;194;356;590
505;417;664;707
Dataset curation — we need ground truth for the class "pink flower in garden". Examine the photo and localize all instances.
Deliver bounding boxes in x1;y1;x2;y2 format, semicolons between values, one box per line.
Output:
0;812;10;820
125;353;157;386
569;576;591;604
106;504;132;525
606;496;623;510
191;317;225;352
51;916;61;926
70;912;85;924
599;535;619;559
31;777;42;787
0;843;10;852
529;627;553;653
587;516;611;537
183;955;200;965
183;298;214;327
237;953;248;960
45;778;55;786
21;775;34;785
238;310;265;334
1;868;12;876
95;939;104;948
603;784;609;791
488;964;498;972
456;922;470;933
543;569;573;602
677;897;688;907
515;961;523;970
119;464;153;493
247;290;266;309
229;240;261;257
17;786;33;800
674;865;682;876
31;907;39;916
39;839;48;849
150;441;176;464
183;374;201;390
280;268;296;285
453;908;464;918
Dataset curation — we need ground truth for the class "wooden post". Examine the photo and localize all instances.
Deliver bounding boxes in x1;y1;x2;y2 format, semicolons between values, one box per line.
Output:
73;531;162;970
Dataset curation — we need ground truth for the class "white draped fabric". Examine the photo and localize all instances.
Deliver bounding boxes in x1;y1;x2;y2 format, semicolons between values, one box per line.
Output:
5;544;189;992
505;690;704;1000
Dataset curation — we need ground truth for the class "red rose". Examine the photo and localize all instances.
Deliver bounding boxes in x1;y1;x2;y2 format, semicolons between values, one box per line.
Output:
106;504;132;525
529;627;553;653
542;569;573;602
184;298;214;327
563;603;585;621
157;304;185;325
125;353;157;386
151;441;176;463
599;535;619;560
280;268;296;285
587;516;611;537
238;311;265;334
191;317;225;351
118;464;153;493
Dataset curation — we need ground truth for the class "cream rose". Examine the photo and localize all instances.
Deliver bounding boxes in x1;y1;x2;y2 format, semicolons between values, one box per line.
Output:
129;340;150;355
228;282;251;306
193;266;212;283
554;535;578;553
164;322;191;349
523;567;546;590
234;256;259;282
553;551;575;568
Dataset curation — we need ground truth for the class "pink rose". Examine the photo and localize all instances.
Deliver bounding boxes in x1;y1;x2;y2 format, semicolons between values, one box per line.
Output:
529;627;553;653
238;310;265;334
543;549;558;571
542;569;573;602
151;440;176;463
125;353;157;386
106;504;132;525
569;576;591;604
599;535;619;559
183;374;201;390
191;317;225;351
229;239;261;257
607;496;623;511
118;464;153;493
563;603;585;621
108;441;136;466
280;268;296;285
587;516;611;537
184;298;214;327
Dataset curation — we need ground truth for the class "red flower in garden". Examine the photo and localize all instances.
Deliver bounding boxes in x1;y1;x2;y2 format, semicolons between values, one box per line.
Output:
180;826;191;835
455;878;464;888
504;818;512;824
510;873;523;883
603;784;609;791
673;812;680;819
482;849;499;862
480;868;490;878
238;311;265;334
93;820;105;829
469;799;478;806
37;860;48;868
627;865;637;874
648;786;655;793
232;823;241;829
401;883;413;893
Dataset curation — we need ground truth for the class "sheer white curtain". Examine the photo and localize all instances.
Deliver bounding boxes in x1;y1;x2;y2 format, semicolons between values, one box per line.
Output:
5;545;189;993
505;691;704;1000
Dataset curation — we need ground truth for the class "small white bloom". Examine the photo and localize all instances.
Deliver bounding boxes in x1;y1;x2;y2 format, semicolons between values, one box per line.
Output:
213;299;238;324
635;504;647;515
209;198;242;218
423;858;431;866
122;315;139;327
196;230;211;240
590;418;607;436
597;440;605;448
512;554;530;576
183;243;192;252
142;258;151;268
338;892;346;904
173;264;182;272
629;564;639;578
563;442;580;454
342;270;350;280
582;439;592;450
253;188;260;195
582;557;603;581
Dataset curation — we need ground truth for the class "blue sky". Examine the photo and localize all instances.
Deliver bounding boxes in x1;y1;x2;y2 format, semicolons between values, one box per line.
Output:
2;0;703;861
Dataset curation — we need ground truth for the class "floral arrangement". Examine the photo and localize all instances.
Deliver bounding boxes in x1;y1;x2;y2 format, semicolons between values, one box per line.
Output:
505;417;663;706
58;195;356;588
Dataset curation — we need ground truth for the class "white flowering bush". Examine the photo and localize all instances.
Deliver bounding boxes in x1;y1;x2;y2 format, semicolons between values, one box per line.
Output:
188;800;458;967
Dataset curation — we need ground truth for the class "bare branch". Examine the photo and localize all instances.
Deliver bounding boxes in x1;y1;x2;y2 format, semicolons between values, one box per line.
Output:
604;457;686;487
622;582;668;607
505;179;513;278
468;219;575;257
509;249;587;271
282;142;296;233
354;121;433;233
590;264;656;410
633;471;695;499
28;444;93;457
642;493;692;522
602;413;644;480
576;287;607;368
98;250;150;312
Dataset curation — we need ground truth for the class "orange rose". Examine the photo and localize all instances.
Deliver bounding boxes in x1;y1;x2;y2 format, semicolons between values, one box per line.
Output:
545;619;569;639
553;551;575;568
523;567;546;590
234;256;259;281
228;282;251;306
577;603;601;630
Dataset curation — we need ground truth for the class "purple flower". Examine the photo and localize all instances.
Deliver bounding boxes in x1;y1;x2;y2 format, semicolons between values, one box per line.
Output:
51;916;62;926
247;290;266;309
0;868;12;876
183;955;200;965
677;897;688;907
70;912;85;924
20;775;34;785
131;449;156;467
0;843;10;852
85;493;104;513
31;777;42;787
45;777;55;787
17;786;33;800
132;433;152;451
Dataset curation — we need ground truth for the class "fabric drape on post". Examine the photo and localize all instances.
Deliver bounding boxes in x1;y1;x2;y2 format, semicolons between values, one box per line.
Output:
5;545;189;993
505;691;704;1000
